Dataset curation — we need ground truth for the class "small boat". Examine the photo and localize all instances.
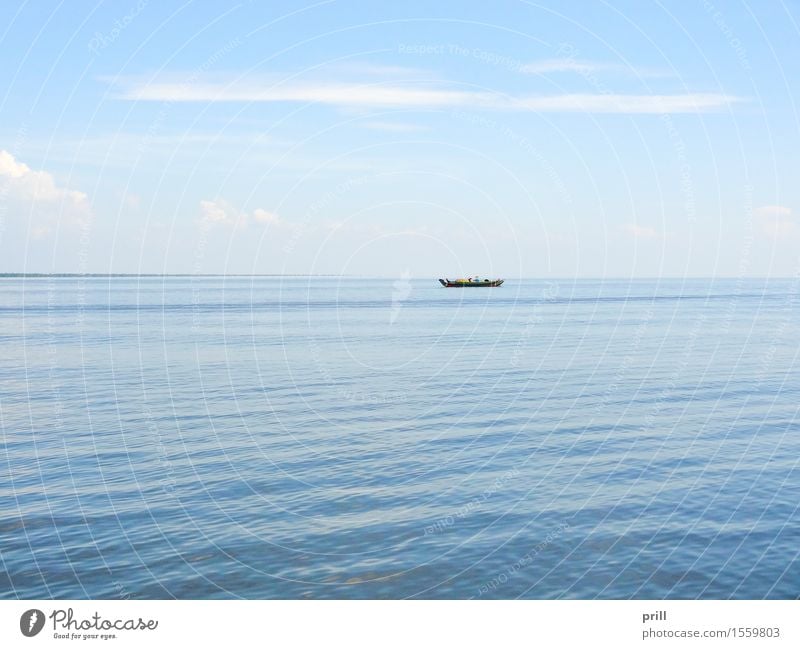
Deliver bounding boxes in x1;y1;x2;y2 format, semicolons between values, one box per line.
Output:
439;278;504;287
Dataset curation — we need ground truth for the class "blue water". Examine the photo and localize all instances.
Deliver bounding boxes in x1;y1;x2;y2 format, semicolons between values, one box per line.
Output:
1;276;798;599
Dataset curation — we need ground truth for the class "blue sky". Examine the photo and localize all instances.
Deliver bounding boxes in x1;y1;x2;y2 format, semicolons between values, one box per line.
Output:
1;0;798;276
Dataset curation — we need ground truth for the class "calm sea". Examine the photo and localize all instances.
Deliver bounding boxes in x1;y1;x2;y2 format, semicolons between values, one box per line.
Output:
1;276;798;599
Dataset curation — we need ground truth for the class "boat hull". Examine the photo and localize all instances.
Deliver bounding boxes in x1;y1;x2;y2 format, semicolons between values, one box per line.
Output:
439;279;504;287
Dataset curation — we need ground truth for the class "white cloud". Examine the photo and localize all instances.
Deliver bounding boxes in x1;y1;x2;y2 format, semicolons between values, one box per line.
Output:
199;200;285;229
0;150;91;236
755;205;794;236
624;223;659;239
200;199;236;224
0;149;89;209
0;149;30;178
329;62;435;78
522;59;609;74
510;94;736;113
520;59;670;77
124;81;474;107
124;192;141;210
111;78;741;114
361;121;427;132
252;208;281;224
755;205;792;218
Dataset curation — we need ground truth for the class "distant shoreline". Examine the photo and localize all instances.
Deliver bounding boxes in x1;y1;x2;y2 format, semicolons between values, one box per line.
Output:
0;274;794;280
0;273;349;278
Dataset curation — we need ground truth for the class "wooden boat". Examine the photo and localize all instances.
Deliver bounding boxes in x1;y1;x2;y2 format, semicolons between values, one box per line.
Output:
439;278;504;287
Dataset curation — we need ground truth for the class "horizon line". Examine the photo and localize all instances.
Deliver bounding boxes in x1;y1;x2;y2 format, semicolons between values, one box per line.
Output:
1;274;797;280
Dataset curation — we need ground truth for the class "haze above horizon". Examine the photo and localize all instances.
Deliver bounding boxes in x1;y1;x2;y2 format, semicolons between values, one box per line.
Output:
1;1;797;277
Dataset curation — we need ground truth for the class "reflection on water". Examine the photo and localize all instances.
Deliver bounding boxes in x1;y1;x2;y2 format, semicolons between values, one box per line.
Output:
1;277;798;598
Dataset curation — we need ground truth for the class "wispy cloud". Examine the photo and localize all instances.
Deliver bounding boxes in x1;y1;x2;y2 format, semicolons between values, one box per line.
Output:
327;62;436;78
110;77;741;114
624;223;660;239
755;205;794;236
199;199;287;230
360;121;427;132
118;80;477;107
510;93;736;113
521;58;670;77
522;59;613;74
